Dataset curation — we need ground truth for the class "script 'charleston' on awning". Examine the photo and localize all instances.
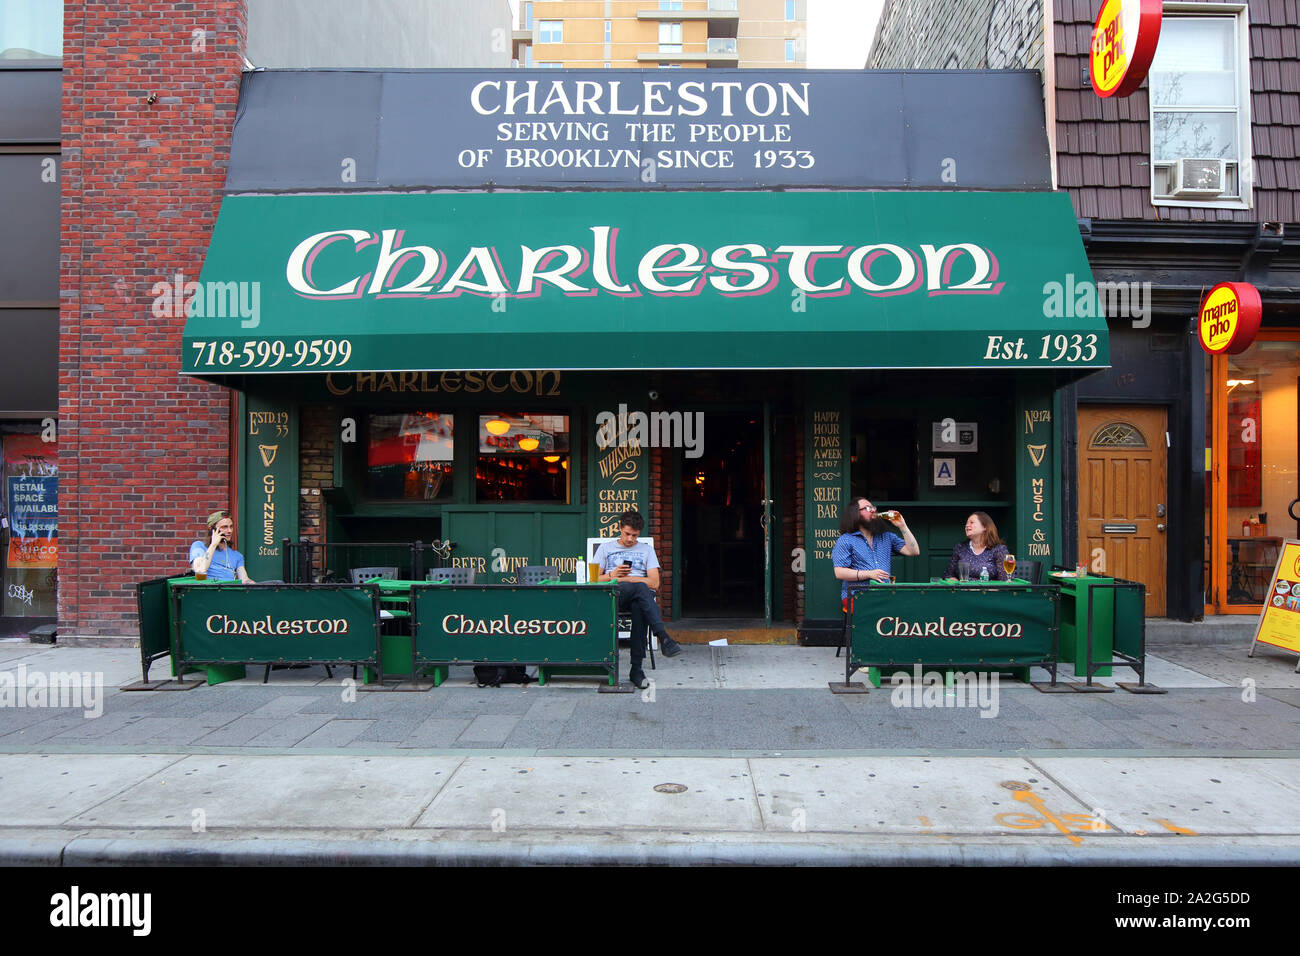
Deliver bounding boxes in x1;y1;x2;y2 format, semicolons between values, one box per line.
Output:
182;190;1109;376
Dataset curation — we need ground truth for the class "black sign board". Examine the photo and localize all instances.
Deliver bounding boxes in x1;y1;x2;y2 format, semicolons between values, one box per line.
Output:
227;68;1053;193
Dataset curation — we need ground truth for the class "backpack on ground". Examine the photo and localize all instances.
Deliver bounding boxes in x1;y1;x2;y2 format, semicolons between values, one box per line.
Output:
473;664;535;687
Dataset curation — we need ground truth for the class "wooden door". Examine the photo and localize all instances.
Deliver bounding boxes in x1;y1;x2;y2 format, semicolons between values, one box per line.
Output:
1077;406;1168;615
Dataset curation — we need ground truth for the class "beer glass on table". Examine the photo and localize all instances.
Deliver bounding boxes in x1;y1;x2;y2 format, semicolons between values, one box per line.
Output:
1003;552;1016;579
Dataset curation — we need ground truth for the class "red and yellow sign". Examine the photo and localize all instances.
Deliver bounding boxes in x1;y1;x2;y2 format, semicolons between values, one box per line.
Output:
1090;0;1163;98
1197;282;1262;355
1253;541;1300;657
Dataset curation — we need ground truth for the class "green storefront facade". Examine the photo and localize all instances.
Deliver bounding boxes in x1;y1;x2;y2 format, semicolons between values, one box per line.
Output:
188;190;1106;632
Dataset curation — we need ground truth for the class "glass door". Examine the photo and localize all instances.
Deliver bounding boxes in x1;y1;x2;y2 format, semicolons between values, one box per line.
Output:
1205;332;1300;613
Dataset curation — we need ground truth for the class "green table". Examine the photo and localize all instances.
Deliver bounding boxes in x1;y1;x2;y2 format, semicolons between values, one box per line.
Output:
1049;572;1114;677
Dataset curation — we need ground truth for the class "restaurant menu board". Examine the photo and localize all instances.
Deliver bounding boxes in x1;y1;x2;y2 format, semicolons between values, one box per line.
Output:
805;405;846;618
591;404;649;539
1252;539;1300;664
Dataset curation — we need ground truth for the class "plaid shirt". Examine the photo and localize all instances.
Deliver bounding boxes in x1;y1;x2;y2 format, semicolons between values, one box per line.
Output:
832;529;904;600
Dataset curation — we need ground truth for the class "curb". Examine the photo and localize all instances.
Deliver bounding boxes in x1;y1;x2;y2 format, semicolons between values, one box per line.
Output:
6;834;1300;867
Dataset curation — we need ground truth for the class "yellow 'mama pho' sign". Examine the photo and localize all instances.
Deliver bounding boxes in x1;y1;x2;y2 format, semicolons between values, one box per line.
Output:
1251;540;1300;669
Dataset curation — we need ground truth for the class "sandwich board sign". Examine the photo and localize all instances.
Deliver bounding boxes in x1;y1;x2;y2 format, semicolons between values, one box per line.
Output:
1249;539;1300;672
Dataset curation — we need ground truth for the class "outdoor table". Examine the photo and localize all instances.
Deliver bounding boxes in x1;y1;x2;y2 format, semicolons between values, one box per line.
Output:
839;580;1061;690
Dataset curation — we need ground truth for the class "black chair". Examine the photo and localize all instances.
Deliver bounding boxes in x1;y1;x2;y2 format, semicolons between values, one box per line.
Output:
427;567;476;585
520;565;560;586
1018;560;1043;585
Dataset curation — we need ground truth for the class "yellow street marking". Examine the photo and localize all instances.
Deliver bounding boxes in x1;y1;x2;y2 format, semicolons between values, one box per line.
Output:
1154;818;1198;836
1012;790;1084;845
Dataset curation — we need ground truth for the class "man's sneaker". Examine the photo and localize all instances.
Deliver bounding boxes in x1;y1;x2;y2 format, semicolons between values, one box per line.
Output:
628;667;649;689
658;634;683;658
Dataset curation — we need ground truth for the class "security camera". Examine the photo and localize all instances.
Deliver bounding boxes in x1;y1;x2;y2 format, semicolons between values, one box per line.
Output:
648;390;660;402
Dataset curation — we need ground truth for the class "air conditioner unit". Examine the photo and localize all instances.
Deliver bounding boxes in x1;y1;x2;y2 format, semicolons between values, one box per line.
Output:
1170;158;1226;198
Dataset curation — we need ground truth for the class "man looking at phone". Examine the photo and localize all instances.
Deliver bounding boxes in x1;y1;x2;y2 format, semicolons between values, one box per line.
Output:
189;510;255;582
594;509;683;689
832;497;919;608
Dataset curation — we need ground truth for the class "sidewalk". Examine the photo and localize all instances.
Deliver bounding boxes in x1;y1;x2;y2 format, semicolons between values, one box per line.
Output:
2;637;1298;865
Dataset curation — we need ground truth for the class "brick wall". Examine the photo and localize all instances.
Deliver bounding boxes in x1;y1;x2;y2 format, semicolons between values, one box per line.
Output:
299;404;336;544
869;0;1045;71
59;1;247;637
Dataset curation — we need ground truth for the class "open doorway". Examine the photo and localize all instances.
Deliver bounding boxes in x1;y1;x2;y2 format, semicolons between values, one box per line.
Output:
679;411;765;618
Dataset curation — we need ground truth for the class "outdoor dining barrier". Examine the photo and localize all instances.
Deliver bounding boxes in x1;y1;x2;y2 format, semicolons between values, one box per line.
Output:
408;583;624;691
1077;577;1165;694
124;576;206;690
168;582;383;685
833;581;1062;694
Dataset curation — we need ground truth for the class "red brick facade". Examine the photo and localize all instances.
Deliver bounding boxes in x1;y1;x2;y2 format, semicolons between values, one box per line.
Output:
59;1;248;637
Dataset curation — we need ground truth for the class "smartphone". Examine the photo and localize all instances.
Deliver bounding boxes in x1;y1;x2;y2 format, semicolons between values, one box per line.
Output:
621;560;632;568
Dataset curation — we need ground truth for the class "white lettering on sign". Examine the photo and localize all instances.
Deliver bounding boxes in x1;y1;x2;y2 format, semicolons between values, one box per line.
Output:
285;227;1005;304
875;617;1024;639
441;614;589;636
205;615;350;636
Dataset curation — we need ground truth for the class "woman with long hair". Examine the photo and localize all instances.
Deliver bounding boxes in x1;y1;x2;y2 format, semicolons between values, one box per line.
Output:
943;511;1008;581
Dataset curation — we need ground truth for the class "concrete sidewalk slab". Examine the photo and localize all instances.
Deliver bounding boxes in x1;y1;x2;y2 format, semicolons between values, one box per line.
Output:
65;754;463;829
748;756;1088;834
416;756;764;831
0;753;181;826
1033;757;1300;835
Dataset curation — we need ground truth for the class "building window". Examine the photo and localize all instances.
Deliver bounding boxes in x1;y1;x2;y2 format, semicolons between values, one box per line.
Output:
477;415;570;503
523;1;533;29
1149;12;1251;207
605;19;612;43
0;0;62;61
537;61;562;68
523;44;533;67
785;0;796;20
785;39;796;62
659;22;682;54
538;19;562;43
659;1;683;10
365;413;454;501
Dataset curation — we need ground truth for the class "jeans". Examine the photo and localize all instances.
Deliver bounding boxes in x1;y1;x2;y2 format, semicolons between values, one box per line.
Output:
616;581;665;666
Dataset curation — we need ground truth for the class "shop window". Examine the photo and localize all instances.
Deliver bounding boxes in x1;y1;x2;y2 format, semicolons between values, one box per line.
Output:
365;412;453;501
1149;12;1252;208
1089;422;1148;448
0;0;63;62
2;430;57;618
477;414;570;503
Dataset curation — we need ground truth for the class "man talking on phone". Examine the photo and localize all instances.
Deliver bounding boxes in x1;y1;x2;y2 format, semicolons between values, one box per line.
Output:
189;510;255;582
593;509;682;689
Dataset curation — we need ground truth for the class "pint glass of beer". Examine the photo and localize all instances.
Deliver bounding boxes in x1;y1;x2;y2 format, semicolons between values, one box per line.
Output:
1003;553;1016;579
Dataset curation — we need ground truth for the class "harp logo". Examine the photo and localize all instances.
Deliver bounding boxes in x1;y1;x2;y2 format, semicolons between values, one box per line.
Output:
258;444;279;468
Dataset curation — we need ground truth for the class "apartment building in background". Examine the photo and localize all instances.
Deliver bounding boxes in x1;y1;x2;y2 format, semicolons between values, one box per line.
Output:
513;0;806;69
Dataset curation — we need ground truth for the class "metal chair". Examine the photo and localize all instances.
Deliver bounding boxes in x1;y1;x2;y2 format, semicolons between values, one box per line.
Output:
426;566;475;585
1018;560;1043;585
350;566;398;584
520;564;560;586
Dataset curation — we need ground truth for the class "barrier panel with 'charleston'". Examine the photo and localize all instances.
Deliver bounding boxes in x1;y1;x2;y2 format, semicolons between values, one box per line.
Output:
171;583;382;677
845;583;1061;685
410;584;619;686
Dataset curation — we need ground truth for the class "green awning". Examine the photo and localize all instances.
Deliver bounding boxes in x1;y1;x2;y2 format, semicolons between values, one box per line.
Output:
183;191;1108;375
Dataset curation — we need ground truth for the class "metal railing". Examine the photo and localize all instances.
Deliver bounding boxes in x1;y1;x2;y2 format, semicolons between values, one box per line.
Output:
707;37;737;54
280;538;454;585
708;0;739;11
